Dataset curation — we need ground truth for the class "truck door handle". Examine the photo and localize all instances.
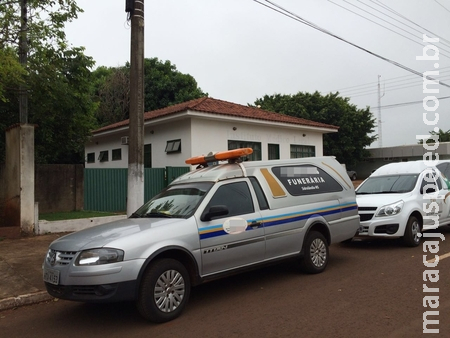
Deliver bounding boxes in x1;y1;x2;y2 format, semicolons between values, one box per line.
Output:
250;221;262;229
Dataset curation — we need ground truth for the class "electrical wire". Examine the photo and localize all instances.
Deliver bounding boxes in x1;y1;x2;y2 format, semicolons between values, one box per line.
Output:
434;0;450;14
252;0;450;88
331;67;450;93
330;0;450;56
370;95;450;110
373;0;450;45
336;71;450;97
349;77;450;98
328;0;450;58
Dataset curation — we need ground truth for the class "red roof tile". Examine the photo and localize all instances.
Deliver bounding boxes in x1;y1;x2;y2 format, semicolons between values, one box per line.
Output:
93;97;338;134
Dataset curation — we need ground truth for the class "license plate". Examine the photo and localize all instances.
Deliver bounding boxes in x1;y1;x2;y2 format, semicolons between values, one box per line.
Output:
43;267;60;285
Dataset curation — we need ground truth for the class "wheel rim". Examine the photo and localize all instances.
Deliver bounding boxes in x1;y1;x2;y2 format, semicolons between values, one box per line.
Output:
154;269;185;313
310;238;327;268
411;220;420;244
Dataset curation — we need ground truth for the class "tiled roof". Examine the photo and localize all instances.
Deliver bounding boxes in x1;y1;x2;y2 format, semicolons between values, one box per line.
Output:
93;97;338;134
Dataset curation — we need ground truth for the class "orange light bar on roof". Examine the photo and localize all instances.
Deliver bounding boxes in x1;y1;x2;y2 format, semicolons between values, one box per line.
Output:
185;148;253;166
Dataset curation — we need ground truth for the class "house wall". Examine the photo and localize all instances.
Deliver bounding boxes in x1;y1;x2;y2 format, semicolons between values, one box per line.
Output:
85;117;326;169
85;131;129;169
150;118;192;167
85;120;193;169
190;118;323;160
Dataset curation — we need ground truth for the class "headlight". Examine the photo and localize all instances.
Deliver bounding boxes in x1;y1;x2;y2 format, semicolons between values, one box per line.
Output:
75;248;124;266
376;201;404;217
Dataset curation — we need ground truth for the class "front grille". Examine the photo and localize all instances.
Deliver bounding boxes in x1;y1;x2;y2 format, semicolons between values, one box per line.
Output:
358;206;377;222
358;207;377;211
46;249;77;266
359;213;374;222
45;283;119;299
73;286;97;295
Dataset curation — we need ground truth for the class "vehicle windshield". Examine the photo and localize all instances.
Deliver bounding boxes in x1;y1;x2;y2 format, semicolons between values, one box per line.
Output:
356;174;418;194
130;182;213;219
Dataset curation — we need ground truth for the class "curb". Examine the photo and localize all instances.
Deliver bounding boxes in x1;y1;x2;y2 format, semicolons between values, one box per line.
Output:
0;291;53;312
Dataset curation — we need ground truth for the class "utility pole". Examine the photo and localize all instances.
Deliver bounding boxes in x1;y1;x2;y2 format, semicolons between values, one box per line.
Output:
126;0;145;216
19;0;28;124
377;75;385;148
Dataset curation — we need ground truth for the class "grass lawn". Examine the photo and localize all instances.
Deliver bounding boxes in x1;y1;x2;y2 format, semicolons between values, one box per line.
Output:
39;210;126;221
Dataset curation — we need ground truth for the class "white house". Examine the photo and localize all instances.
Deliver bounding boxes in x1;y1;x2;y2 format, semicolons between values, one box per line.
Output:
84;97;339;168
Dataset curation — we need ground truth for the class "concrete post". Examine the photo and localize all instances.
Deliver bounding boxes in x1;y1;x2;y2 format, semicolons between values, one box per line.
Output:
127;0;145;216
1;124;35;238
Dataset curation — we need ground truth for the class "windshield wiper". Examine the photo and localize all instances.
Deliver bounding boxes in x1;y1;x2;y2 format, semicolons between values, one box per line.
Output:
143;212;173;218
129;212;142;218
357;191;397;195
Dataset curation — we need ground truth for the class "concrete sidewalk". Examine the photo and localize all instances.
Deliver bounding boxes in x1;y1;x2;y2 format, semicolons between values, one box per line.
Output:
0;215;127;312
0;233;65;311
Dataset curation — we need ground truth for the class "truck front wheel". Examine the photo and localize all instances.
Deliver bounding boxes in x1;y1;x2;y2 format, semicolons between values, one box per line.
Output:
137;258;191;323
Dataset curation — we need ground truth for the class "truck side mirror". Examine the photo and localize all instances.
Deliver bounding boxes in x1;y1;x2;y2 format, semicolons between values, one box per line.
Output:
201;205;229;221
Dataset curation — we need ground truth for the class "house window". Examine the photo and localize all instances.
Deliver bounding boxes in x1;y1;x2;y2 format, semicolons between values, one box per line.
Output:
228;140;261;161
98;150;109;162
165;139;181;153
86;152;95;163
290;145;315;158
112;149;122;161
144;144;152;168
268;144;279;160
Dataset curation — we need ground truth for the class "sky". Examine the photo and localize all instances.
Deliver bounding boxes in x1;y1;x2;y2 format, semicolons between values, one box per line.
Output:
65;0;450;148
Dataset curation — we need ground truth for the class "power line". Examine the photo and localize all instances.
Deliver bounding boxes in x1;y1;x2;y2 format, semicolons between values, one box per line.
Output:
330;67;450;92
373;0;450;45
349;78;450;98
252;0;450;88
328;0;450;57
337;73;450;97
370;95;450;110
434;0;450;14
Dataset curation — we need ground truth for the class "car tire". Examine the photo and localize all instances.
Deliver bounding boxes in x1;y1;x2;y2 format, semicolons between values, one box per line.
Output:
352;174;357;181
301;231;329;274
403;216;421;247
137;258;191;323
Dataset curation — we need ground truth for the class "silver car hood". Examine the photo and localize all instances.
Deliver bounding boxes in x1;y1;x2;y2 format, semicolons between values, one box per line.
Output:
49;217;186;251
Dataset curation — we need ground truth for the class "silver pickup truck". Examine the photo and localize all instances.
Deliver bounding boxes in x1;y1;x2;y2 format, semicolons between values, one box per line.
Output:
43;149;360;323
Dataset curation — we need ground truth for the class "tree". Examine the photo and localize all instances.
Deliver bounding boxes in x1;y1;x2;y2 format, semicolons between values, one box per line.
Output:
417;128;450;144
92;66;130;127
143;58;207;112
0;48;26;102
254;91;377;166
0;0;97;163
93;58;208;126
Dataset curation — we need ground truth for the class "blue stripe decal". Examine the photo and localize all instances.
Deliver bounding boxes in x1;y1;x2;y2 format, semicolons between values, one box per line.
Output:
199;202;357;240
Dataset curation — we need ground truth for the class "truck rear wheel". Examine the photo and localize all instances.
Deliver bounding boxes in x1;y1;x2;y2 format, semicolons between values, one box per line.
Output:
301;231;329;274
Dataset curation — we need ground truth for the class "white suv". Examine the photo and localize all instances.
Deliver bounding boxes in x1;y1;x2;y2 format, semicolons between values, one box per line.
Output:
356;161;450;246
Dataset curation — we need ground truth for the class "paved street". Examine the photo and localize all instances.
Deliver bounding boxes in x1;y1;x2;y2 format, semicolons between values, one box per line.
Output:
1;227;449;338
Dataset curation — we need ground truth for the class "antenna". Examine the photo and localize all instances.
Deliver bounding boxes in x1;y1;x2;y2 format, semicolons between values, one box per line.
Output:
377;75;385;147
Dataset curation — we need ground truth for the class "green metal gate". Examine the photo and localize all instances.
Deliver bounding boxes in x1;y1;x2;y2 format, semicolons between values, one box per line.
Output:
84;167;190;212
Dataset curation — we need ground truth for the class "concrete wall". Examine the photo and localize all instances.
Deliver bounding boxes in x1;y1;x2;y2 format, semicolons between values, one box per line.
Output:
37;214;126;235
0;163;5;228
0;163;84;224
35;164;84;213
